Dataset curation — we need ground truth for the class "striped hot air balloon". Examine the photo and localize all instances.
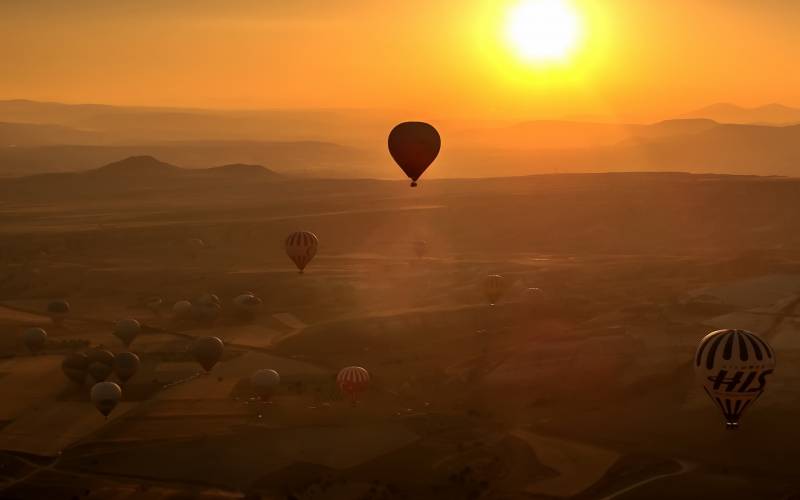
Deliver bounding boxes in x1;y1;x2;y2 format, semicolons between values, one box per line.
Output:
485;274;505;306
337;366;370;404
695;329;775;430
285;231;319;273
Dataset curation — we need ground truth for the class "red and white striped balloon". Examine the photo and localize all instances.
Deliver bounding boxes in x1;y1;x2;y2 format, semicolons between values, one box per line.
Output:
337;366;370;403
285;231;319;273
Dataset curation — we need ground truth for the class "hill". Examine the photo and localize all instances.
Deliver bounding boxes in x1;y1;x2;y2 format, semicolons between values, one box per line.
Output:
683;103;800;125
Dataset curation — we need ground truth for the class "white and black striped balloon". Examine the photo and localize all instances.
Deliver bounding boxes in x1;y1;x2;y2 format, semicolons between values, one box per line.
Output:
285;231;319;273
694;329;775;430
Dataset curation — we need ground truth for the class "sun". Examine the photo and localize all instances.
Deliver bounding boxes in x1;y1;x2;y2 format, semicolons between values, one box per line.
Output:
504;0;583;64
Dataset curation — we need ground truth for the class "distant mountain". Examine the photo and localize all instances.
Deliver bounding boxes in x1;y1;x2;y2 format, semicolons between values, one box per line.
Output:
453;118;720;150
0;99;396;146
441;122;800;178
0;141;372;178
0;156;283;201
0;121;101;146
683;103;800;125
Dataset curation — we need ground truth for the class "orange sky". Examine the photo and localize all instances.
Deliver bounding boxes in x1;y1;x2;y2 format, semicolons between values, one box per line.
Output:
1;0;798;121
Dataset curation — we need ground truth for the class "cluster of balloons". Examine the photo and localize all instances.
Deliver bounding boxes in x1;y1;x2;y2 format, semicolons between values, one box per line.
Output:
60;348;140;418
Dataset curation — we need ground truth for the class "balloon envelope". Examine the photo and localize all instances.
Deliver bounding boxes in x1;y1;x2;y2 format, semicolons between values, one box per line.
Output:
695;329;776;429
191;336;224;372
251;369;280;400
285;231;319;273
113;319;141;347
23;327;47;354
91;381;122;417
337;366;370;402
388;122;441;187
173;300;193;318
485;275;505;305
114;352;140;383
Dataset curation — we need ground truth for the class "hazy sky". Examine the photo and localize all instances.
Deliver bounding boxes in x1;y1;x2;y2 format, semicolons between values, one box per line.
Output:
1;0;799;121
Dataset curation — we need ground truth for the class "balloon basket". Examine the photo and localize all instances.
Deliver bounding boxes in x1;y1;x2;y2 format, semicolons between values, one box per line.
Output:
410;181;418;187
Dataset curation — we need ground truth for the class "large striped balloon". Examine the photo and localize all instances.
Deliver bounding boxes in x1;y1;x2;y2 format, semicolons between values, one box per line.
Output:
337;366;370;403
285;231;319;273
485;274;505;306
694;329;775;430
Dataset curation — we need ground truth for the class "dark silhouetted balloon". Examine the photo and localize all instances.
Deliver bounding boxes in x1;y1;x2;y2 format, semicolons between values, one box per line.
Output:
388;122;441;187
191;336;224;372
23;327;47;354
114;352;140;384
485;275;505;306
62;352;89;385
251;369;280;401
286;231;318;273
86;348;115;382
91;381;122;418
113;319;141;347
47;299;70;325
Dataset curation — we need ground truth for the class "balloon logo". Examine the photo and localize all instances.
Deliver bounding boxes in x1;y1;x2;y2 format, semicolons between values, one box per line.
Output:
695;329;775;430
388;122;441;187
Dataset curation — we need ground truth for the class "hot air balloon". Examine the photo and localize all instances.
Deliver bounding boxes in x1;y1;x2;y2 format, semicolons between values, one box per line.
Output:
337;366;370;404
695;329;776;430
485;275;505;306
251;369;280;401
191;336;224;372
192;302;221;324
172;300;193;319
47;299;70;325
196;293;221;307
234;293;263;319
23;327;47;354
285;231;318;273
91;381;122;418
114;352;140;384
388;122;441;187
145;296;163;314
86;348;115;383
413;240;428;259
113;319;141;347
62;352;89;385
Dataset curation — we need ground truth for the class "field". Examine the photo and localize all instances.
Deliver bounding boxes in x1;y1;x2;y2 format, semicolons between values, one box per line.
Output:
2;169;800;498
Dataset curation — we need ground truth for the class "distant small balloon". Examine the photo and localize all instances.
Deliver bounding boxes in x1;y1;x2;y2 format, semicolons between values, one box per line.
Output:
413;240;428;259
91;381;122;417
485;275;505;306
191;336;224;372
23;327;47;354
172;300;193;319
251;369;280;401
286;231;319;273
113;319;141;347
114;352;140;384
47;299;70;325
388;122;441;187
337;366;370;403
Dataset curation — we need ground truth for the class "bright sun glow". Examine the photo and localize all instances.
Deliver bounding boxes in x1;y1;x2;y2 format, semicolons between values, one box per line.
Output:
505;0;582;63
